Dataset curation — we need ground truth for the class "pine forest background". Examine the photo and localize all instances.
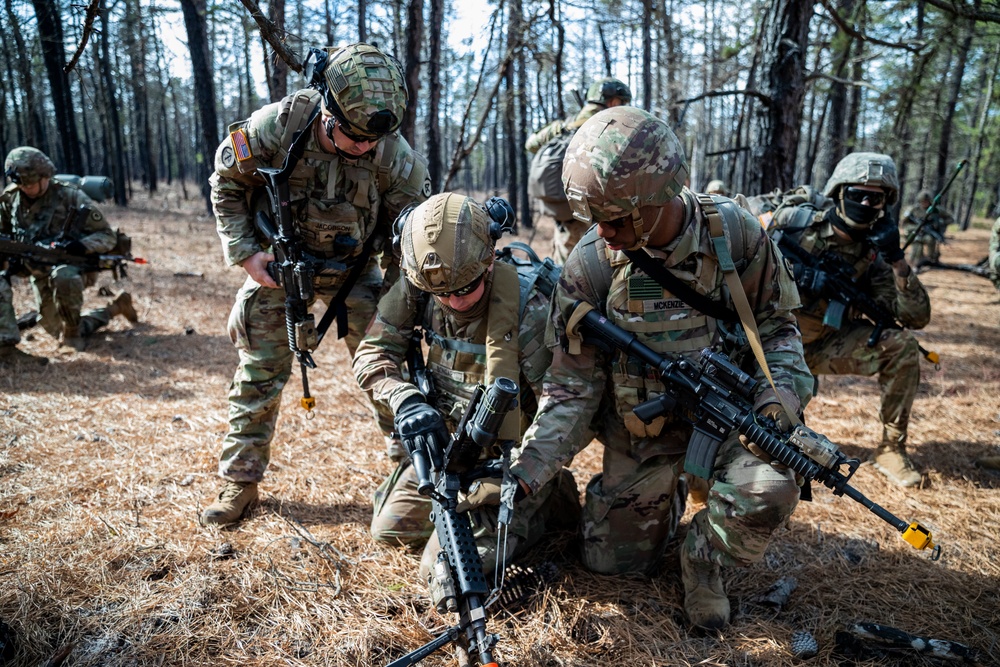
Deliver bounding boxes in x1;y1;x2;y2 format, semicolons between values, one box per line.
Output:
3;0;1000;227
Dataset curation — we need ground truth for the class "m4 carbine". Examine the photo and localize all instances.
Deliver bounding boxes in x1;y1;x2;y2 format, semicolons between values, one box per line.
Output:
774;232;939;366
575;306;941;560
389;377;519;667
0;233;145;280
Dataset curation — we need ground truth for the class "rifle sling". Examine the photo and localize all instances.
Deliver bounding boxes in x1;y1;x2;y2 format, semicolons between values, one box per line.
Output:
315;230;378;343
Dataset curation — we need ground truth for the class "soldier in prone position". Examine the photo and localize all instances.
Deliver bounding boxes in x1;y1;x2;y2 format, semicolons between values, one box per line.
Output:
1;147;137;362
507;107;813;630
201;43;430;526
354;193;581;581
765;153;931;488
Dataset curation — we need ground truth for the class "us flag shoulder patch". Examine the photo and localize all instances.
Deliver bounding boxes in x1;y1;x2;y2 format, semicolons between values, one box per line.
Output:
230;128;253;162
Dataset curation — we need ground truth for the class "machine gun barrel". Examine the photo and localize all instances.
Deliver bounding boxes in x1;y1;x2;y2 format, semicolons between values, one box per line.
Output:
577;306;941;560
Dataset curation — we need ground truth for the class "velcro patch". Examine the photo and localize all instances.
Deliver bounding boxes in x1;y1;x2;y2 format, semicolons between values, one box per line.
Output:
230;129;253;162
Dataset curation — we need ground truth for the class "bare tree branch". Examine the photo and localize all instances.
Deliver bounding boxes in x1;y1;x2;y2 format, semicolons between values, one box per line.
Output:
805;71;880;90
921;0;1000;23
238;0;302;73
674;89;773;107
818;0;927;52
63;0;101;73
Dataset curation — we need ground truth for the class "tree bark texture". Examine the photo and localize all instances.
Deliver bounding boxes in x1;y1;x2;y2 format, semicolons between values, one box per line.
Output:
426;0;443;191
179;0;219;214
31;0;84;173
400;0;423;146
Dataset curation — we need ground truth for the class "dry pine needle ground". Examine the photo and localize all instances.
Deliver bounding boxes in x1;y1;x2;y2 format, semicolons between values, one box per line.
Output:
1;185;998;666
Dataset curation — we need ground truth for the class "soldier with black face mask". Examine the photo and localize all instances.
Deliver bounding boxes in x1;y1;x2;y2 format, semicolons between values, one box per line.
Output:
764;153;931;488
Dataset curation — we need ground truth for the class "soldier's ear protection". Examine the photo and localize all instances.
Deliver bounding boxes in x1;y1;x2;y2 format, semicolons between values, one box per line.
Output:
303;48;330;89
484;197;515;240
392;204;417;256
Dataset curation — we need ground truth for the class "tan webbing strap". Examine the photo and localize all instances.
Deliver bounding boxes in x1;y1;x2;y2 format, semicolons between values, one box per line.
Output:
486;262;522;441
698;194;801;427
565;301;595;355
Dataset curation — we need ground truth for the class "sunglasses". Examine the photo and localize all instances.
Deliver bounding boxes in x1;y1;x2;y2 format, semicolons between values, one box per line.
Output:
5;168;22;185
601;216;630;230
438;272;484;298
335;118;381;144
843;187;886;207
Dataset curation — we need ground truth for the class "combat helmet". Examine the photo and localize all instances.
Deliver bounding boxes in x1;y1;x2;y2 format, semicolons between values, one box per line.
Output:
823;152;899;232
5;146;55;185
311;43;407;140
401;193;496;295
916;190;933;205
705;179;727;195
586;77;632;106
562;107;688;249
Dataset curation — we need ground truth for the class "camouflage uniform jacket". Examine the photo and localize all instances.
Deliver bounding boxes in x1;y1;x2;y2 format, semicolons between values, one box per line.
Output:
354;272;551;432
0;179;114;253
210;89;429;269
901;203;954;236
524;102;605;154
510;191;813;494
770;206;931;345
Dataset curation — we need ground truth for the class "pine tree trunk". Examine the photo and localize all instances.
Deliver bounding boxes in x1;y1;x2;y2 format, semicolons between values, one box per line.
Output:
5;0;45;149
123;0;157;192
267;0;288;102
936;19;973;192
30;0;84;172
400;0;423;145
179;0;219;214
426;0;443;191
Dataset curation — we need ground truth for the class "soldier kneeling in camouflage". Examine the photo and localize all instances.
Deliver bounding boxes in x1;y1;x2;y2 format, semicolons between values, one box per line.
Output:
507;107;812;630
1;147;137;360
764;153;931;487
354;192;581;582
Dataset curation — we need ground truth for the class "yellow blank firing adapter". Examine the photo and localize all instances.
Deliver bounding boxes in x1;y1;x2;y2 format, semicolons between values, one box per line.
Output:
902;522;940;560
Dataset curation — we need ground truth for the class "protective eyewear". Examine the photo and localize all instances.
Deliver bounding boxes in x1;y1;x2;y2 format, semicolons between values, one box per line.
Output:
5;168;21;185
843;187;885;207
438;272;484;298
600;215;630;230
335;118;381;144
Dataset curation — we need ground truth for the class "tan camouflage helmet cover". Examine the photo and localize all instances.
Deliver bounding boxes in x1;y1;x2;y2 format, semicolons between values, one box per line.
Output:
321;43;407;139
4;146;55;185
586;77;632;106
917;189;933;204
705;179;727;195
823;152;900;205
401;193;494;294
562;107;689;226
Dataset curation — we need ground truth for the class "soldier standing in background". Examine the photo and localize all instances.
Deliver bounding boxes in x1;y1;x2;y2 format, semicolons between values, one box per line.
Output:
766;153;931;488
504;107;812;630
354;192;580;582
525;78;631;264
1;147;137;359
901;190;954;268
201;43;431;526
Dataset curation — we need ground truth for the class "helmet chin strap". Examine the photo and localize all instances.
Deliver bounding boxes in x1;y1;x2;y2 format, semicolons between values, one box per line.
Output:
625;205;666;251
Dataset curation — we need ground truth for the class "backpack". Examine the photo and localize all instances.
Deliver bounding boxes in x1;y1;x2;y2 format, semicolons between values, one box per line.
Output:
528;130;576;220
745;185;830;229
495;241;561;318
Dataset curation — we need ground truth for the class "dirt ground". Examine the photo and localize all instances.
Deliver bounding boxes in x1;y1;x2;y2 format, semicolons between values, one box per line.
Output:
1;185;998;666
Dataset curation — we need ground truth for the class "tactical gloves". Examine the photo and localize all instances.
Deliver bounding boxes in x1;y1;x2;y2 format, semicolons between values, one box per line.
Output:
393;397;448;470
739;403;802;484
455;476;503;513
792;263;828;298
869;216;905;263
53;239;87;255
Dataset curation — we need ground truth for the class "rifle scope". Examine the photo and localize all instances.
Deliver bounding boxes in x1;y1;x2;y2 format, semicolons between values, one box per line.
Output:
468;377;518;447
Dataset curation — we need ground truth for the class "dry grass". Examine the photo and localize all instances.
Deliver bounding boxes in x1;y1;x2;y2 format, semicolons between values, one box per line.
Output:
1;184;998;666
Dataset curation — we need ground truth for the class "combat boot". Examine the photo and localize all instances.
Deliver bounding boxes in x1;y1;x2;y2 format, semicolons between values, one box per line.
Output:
680;547;730;630
60;325;86;352
871;444;922;488
109;291;139;324
200;481;259;525
0;345;48;366
975;456;1000;472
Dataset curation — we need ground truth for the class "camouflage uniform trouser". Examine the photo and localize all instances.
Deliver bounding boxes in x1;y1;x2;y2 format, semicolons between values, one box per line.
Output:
371;461;582;581
0;277;19;346
804;325;920;447
553;219;591;265
218;260;385;483
30;265;112;338
581;432;800;574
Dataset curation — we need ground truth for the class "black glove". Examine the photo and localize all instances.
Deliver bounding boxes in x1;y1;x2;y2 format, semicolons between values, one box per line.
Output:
53;239;87;256
393;397;448;470
869;217;904;263
792;263;828;298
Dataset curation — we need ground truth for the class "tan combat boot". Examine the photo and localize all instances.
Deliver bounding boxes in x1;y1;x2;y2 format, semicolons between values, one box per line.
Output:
109;292;139;323
60;325;87;352
871;445;922;488
0;345;49;366
200;481;259;525
680;547;730;630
